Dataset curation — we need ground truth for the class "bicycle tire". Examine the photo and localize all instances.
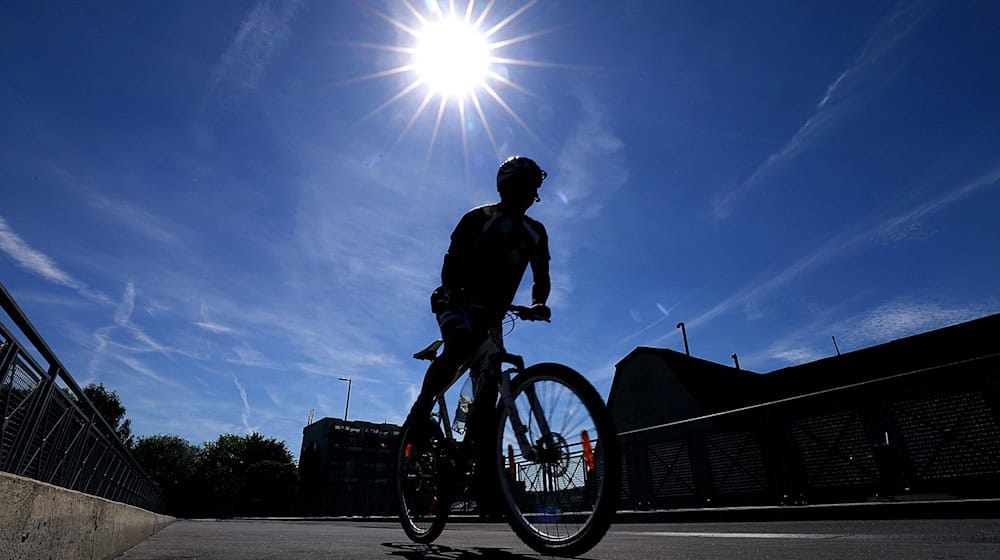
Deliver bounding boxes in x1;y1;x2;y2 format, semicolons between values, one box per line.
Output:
395;418;452;544
493;362;620;557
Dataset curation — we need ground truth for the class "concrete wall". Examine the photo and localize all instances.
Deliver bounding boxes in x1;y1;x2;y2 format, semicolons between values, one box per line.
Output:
0;472;173;560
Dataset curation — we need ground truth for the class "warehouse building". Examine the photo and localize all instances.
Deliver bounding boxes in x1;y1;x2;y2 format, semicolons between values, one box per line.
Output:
608;313;1000;509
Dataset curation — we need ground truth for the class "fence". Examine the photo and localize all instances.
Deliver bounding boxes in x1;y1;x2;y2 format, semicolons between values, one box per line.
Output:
616;353;1000;510
0;282;164;512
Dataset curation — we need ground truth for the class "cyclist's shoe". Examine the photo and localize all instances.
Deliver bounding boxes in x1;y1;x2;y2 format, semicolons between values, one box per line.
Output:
403;401;435;442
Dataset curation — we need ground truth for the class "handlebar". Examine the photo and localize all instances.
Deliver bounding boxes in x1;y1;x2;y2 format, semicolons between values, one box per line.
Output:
508;304;551;322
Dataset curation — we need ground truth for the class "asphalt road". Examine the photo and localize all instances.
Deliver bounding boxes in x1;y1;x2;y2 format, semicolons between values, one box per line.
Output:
116;518;1000;559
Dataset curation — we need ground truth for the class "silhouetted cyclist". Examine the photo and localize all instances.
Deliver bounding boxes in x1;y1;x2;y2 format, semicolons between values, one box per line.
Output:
405;155;552;513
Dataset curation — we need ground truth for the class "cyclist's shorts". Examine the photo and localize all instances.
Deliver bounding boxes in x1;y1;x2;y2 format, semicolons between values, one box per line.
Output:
436;306;472;334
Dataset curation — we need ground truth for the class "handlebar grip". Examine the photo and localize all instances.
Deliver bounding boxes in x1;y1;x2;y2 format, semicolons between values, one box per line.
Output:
508;305;551;322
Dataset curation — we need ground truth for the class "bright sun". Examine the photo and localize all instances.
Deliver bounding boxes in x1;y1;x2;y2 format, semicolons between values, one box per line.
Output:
414;18;491;98
348;0;556;162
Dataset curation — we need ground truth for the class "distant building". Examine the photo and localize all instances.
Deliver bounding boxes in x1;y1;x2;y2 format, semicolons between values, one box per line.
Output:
608;313;1000;509
298;418;400;516
608;313;1000;431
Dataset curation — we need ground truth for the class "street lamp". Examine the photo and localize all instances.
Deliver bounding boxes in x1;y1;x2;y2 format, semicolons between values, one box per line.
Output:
338;377;352;421
676;322;689;356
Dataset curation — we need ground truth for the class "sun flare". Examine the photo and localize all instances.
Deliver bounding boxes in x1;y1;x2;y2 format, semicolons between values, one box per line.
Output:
348;0;558;165
414;18;491;98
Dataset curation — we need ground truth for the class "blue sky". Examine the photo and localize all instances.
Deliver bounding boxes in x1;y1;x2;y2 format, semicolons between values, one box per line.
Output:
2;0;998;458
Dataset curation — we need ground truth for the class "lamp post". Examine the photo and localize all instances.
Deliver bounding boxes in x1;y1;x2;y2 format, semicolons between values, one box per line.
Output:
676;322;689;356
338;377;352;421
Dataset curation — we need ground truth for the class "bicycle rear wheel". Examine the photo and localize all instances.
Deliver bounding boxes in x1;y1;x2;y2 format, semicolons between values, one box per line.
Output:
396;419;452;543
494;363;620;557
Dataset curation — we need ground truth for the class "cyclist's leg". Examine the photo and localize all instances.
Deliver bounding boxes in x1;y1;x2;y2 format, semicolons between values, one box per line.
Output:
467;381;502;517
405;352;459;431
405;305;479;434
463;315;503;516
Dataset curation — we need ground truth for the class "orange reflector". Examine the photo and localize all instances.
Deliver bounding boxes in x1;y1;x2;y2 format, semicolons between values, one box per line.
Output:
404;442;413;458
581;429;595;471
429;496;438;515
508;444;516;478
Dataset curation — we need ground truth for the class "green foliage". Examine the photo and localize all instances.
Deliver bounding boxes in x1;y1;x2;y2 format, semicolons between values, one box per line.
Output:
82;383;133;448
133;434;200;516
197;432;299;517
82;384;300;517
134;431;300;517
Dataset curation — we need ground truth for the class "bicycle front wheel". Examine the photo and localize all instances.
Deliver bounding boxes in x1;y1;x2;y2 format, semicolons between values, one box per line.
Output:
494;363;620;557
395;419;452;544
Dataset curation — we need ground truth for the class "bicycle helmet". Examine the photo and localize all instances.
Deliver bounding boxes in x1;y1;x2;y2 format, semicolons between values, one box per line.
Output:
497;156;547;201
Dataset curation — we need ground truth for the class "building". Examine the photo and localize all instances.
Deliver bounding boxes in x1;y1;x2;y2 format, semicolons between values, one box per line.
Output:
298;418;400;516
607;313;1000;509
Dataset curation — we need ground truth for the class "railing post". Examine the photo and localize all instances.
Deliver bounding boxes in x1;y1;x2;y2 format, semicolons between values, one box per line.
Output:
0;339;19;458
34;404;72;484
0;339;17;384
8;365;58;476
688;431;715;507
623;435;651;510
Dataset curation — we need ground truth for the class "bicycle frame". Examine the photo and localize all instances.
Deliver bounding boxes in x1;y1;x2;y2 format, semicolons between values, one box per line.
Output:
426;324;545;463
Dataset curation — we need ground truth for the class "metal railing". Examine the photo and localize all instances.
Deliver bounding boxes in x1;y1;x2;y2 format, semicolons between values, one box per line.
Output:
0;281;164;512
616;353;1000;510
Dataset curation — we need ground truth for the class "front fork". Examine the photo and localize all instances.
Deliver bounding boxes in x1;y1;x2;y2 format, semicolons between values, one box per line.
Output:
496;354;551;463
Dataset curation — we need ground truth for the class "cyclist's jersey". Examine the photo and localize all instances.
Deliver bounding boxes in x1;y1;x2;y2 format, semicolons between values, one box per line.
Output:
441;203;550;324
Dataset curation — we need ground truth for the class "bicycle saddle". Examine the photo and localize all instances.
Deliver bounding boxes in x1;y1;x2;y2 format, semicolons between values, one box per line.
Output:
413;339;444;361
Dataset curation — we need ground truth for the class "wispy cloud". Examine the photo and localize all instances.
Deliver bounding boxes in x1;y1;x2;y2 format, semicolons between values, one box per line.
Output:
195;302;236;334
89;196;185;247
655;163;1000;344
112;353;179;388
553;92;628;220
619;301;683;344
0;215;111;304
756;298;996;368
113;282;172;357
195;321;235;334
844;300;995;348
208;0;301;99
873;166;1000;243
228;343;283;370
232;374;254;434
712;0;935;218
0;215;75;286
88;282;184;389
113;281;136;325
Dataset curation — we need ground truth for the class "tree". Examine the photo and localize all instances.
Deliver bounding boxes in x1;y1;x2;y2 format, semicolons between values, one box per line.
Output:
196;432;299;517
82;383;133;448
133;434;200;516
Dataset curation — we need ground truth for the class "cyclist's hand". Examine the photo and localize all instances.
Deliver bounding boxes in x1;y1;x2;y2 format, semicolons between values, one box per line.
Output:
527;303;551;322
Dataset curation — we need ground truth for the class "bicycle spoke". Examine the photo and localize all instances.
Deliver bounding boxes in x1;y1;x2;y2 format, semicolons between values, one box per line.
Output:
499;372;613;547
397;422;451;543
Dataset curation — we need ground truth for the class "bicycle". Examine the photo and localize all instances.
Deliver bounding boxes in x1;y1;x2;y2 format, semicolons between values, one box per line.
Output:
395;305;620;557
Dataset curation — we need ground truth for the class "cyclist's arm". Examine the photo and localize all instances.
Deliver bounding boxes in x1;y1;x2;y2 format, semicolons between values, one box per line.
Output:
529;224;551;306
530;258;550;306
